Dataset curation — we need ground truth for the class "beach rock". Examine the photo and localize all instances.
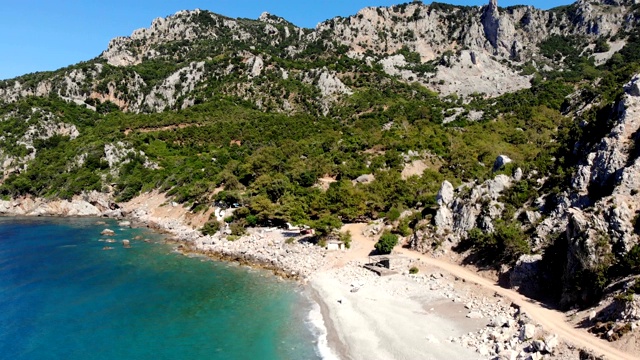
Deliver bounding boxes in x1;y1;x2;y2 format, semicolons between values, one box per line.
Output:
496;349;518;360
467;311;483;319
544;334;559;353
489;315;509;328
526;352;543;360
101;229;115;236
530;339;545;352
520;323;536;341
118;220;132;227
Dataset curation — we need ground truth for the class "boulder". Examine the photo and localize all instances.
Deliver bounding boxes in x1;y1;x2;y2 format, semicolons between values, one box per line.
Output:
493;155;513;171
513;167;523;181
434;206;453;230
543;334;559;353
496;350;518;360
354;174;375;184
101;229;115;236
118;220;131;227
520;323;536;341
489;315;509;328
531;339;545;352
526;352;543;360
436;180;454;206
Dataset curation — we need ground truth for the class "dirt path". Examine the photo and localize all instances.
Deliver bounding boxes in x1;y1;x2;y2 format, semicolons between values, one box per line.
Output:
400;251;636;360
340;223;635;360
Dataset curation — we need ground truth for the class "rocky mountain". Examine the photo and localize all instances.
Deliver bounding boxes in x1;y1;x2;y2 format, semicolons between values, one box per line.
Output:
2;0;639;112
2;0;640;335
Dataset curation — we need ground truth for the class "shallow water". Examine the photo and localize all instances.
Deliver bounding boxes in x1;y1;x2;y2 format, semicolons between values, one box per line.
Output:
0;217;321;360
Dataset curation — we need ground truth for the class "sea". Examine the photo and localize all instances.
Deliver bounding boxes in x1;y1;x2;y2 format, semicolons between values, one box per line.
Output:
0;217;328;360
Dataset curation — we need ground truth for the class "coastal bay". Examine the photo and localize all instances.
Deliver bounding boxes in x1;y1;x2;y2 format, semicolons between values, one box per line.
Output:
0;216;320;360
1;194;635;360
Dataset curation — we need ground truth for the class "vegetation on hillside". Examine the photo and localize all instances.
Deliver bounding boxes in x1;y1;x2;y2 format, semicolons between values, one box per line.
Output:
2;3;640;309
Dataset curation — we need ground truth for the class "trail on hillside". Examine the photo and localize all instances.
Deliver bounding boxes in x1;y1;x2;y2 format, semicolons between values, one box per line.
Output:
398;250;635;360
338;223;635;360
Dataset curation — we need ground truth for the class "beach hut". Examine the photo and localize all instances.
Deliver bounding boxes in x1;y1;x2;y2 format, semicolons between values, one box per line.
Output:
326;240;345;251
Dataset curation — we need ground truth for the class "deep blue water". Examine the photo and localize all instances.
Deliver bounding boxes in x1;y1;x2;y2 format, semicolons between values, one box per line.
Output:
0;217;321;360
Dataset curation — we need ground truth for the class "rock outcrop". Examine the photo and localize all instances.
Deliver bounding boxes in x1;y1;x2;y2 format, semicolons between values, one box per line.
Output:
541;74;640;307
412;165;521;252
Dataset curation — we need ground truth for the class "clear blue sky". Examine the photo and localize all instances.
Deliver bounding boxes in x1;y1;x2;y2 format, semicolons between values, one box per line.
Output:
0;0;572;80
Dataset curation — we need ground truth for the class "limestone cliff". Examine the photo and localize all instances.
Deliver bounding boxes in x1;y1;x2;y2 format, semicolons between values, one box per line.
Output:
1;0;638;111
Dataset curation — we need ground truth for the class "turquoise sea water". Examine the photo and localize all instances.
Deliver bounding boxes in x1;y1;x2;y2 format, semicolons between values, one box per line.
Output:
0;217;321;360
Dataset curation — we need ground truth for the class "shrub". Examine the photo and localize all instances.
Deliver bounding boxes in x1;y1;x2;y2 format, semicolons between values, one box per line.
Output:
229;221;246;236
594;38;610;53
246;214;258;226
339;230;352;249
396;218;412;237
409;266;419;274
375;231;398;254
462;221;530;266
313;214;343;238
201;219;221;235
387;207;402;222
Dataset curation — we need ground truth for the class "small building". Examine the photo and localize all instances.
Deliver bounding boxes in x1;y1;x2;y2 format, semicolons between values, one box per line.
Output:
367;255;411;271
326;240;345;251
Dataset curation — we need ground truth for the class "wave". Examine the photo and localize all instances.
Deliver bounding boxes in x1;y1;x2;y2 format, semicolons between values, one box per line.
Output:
306;301;339;360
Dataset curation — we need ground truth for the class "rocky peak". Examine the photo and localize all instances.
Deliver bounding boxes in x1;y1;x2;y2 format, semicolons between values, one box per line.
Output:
482;0;500;49
258;11;290;25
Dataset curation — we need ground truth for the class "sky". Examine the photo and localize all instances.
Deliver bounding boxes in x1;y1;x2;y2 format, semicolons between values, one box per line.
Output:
0;0;572;80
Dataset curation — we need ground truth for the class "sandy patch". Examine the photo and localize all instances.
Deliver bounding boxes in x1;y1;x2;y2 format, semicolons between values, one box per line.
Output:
310;267;483;360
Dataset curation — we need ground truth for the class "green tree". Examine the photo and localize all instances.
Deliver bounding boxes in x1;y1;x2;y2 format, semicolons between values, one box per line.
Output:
313;214;342;238
375;231;398;254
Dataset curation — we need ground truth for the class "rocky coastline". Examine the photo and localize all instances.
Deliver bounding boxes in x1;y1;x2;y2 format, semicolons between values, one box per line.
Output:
1;194;635;359
0;193;328;282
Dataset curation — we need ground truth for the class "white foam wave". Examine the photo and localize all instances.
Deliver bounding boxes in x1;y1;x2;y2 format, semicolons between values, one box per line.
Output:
306;302;340;360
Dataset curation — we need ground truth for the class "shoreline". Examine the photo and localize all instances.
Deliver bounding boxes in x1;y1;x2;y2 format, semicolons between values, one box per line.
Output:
1;194;633;360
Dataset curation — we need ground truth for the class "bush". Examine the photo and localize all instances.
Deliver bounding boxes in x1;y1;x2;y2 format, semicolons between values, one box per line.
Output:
462;221;530;266
339;230;352;249
387;207;401;222
375;231;398;254
313;214;343;238
201;219;221;235
246;214;258;226
409;266;419;274
229;221;246;236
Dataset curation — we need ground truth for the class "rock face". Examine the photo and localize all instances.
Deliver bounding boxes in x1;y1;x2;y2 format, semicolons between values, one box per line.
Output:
412;171;520;252
141;62;206;112
104;142;158;171
2;0;639;112
524;73;640;308
0;108;82;178
412;72;640;311
509;254;542;297
0;196;103;217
